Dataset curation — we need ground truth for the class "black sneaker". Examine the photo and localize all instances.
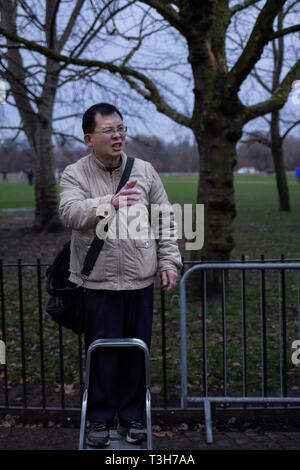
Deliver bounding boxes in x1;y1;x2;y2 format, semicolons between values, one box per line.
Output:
126;420;147;444
86;422;110;448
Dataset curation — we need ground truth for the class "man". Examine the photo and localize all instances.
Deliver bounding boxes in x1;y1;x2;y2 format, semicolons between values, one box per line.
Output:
59;103;182;447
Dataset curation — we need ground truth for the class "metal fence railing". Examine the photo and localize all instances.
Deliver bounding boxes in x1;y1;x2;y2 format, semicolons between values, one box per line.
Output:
0;259;85;412
180;261;300;442
1;257;300;432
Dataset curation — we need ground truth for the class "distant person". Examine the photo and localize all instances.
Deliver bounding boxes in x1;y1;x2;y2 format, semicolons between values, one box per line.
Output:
2;169;7;182
295;168;300;183
27;169;34;185
19;169;26;182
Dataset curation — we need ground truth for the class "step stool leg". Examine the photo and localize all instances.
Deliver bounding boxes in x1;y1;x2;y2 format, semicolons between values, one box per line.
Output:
78;345;93;450
146;386;152;450
79;388;88;449
204;399;213;444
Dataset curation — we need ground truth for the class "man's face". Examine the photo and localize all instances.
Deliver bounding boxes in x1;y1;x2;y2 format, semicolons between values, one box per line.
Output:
84;112;126;161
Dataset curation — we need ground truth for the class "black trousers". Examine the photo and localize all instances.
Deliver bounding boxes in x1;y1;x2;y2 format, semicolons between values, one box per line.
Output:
83;283;154;425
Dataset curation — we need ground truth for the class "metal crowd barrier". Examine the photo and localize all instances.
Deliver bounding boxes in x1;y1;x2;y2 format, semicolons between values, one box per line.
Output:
179;262;300;443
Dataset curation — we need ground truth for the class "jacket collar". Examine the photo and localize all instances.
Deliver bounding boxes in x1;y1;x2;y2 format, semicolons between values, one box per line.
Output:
91;151;127;174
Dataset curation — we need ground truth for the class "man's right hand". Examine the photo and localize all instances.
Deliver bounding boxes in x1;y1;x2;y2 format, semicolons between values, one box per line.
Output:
111;178;141;209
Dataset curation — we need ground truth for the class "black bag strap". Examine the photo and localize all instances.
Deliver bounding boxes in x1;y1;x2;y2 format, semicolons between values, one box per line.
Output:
81;156;135;277
115;156;135;194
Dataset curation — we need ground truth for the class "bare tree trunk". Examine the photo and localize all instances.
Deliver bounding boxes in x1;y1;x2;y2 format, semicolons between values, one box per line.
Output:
186;116;242;295
27;122;62;231
181;2;242;295
1;0;63;231
196;129;238;261
270;9;291;212
271;110;291;211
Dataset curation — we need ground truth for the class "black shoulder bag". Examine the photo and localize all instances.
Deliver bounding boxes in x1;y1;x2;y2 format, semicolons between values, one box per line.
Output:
45;157;135;335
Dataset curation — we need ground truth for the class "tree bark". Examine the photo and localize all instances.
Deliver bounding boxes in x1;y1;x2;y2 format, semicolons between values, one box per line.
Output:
270;9;291;212
26;121;62;231
195;126;239;262
186;108;243;295
176;1;247;295
271;110;291;211
181;2;242;282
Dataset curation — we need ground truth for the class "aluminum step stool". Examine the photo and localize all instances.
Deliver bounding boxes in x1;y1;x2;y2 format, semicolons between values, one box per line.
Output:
78;338;152;450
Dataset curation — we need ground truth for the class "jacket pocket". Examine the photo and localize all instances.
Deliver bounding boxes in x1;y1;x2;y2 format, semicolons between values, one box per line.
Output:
134;238;157;280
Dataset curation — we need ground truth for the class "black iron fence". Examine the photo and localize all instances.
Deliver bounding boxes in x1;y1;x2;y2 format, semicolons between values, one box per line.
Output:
1;257;300;416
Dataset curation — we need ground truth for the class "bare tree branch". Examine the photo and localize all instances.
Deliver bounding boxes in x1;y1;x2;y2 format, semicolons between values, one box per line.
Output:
69;0;136;59
281;119;300;140
243;118;300;144
57;0;85;52
52;130;84;144
0;23;192;127
242;130;271;147
230;0;262;16
1;126;23;143
137;0;184;33
0;57;41;103
119;11;152;67
0;125;24;131
66;0;114;58
53;113;82;121
251;65;272;93
243;57;300;122
120;74;191;127
226;0;286;94
46;0;61;49
0;1;37;130
282;0;300;17
270;24;300;40
18;0;45;31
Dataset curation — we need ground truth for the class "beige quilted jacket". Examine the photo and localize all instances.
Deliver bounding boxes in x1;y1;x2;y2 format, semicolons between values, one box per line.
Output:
59;151;182;290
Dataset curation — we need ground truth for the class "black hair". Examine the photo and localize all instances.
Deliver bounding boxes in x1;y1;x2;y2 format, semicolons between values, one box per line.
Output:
82;103;123;134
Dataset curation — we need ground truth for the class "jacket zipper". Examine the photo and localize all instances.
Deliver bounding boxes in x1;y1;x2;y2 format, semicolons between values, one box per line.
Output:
110;171;120;289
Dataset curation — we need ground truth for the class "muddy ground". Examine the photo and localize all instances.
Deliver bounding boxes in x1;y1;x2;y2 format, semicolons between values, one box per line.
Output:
0;211;71;263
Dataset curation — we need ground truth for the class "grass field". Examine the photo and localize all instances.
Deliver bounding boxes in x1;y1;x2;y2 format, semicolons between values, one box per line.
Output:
1;173;300;211
1;172;300;259
1;172;299;208
161;172;300;257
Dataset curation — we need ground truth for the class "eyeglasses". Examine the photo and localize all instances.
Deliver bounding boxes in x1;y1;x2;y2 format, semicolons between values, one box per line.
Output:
92;125;127;135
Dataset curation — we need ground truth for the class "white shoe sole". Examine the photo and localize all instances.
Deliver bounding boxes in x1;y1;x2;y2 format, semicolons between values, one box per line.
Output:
126;434;146;444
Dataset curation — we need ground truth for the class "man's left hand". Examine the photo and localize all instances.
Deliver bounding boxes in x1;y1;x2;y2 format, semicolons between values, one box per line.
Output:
161;269;178;291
